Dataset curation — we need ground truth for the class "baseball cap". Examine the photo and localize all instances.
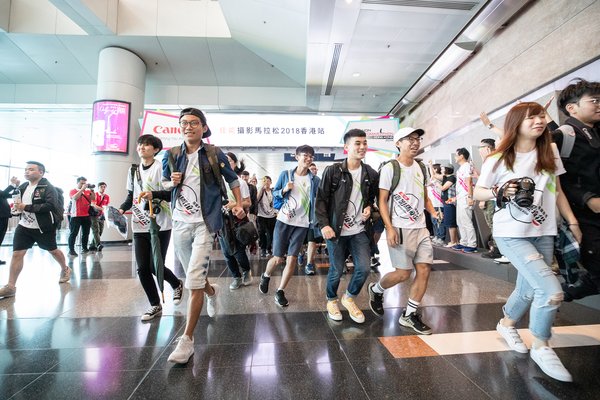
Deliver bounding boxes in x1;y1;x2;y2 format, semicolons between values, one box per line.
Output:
179;107;212;138
393;127;425;143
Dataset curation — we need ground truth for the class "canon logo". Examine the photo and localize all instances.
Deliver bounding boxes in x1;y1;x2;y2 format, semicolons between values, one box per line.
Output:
153;125;181;134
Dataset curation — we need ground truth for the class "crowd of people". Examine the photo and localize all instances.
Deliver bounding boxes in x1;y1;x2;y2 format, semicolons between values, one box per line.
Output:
0;79;599;383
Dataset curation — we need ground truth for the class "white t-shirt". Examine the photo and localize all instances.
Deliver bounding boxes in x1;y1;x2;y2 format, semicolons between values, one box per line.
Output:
126;161;173;233
227;178;250;203
427;179;443;208
277;172;310;227
341;166;365;236
257;188;276;218
173;151;203;223
456;162;471;198
476;143;565;238
379;160;426;229
19;184;39;229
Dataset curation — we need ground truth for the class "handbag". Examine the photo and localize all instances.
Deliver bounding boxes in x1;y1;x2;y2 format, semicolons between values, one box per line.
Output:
234;217;259;246
83;194;99;217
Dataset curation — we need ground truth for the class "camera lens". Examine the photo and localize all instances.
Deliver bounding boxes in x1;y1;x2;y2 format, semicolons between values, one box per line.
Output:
88;184;96;189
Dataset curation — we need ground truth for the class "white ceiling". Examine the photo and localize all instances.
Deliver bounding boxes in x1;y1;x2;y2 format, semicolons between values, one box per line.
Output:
0;0;500;175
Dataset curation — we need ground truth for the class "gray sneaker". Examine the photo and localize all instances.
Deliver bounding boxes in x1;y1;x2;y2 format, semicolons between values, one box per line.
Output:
59;267;71;283
0;285;16;298
242;270;253;286
229;277;242;290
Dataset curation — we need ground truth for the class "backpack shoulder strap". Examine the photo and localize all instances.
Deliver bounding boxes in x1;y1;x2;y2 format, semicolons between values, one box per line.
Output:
417;161;428;185
205;144;227;198
390;159;401;193
558;125;576;158
130;164;143;191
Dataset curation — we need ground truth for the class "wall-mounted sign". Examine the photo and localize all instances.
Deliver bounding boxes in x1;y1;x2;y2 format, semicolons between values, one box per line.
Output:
344;118;400;153
91;100;131;154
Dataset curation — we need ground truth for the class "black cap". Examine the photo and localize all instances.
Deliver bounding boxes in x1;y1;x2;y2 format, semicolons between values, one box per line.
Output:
180;107;212;138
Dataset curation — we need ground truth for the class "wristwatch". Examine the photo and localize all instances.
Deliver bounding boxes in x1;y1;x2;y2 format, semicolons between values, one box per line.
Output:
487;123;494;130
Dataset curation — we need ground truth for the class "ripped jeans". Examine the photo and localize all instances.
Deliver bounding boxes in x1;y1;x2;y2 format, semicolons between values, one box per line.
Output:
495;236;562;340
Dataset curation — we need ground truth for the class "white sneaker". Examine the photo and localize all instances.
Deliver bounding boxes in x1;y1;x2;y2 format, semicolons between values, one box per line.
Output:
205;284;218;317
167;335;194;364
530;346;572;382
494;256;510;264
496;321;528;353
59;267;71;283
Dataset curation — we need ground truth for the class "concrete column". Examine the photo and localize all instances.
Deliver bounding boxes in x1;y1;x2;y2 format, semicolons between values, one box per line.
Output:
94;47;146;241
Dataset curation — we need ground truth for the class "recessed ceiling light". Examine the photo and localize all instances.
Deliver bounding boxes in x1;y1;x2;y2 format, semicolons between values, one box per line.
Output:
345;0;353;4
352;72;360;77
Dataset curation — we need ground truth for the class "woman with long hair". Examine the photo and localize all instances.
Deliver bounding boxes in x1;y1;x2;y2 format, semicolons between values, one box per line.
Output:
474;102;582;382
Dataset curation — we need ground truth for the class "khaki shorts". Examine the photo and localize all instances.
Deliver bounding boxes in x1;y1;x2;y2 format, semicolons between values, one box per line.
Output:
388;227;433;269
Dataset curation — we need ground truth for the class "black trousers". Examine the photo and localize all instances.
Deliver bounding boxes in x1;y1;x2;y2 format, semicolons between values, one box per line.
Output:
68;216;91;252
257;216;276;251
580;222;600;286
134;230;180;306
0;217;8;246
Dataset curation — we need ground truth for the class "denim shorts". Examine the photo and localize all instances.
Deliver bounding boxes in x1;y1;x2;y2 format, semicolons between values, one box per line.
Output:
272;220;308;258
173;220;213;290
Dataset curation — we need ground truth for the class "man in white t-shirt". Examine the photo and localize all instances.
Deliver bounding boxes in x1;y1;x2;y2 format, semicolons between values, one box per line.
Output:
454;147;477;252
162;108;245;364
259;145;319;307
368;127;439;335
315;129;378;323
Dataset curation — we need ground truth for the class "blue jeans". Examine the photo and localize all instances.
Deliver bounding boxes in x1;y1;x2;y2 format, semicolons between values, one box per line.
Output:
431;207;445;240
495;236;562;340
218;235;250;278
326;231;370;300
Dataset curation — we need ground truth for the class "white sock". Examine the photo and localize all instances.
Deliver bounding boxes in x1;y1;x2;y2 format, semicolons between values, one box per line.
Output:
405;298;420;316
372;282;385;294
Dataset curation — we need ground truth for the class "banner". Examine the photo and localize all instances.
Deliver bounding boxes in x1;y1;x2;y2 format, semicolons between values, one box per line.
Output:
91;100;131;154
141;111;359;149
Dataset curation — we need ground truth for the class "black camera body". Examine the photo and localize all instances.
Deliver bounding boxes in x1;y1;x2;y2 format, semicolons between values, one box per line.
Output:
87;184;96;189
497;177;535;209
513;177;535;207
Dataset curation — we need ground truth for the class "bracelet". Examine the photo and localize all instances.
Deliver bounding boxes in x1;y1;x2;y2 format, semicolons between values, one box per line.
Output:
487;123;494;130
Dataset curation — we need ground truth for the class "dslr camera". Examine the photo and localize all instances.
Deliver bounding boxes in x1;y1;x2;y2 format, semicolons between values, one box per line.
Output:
497;177;535;208
87;184;96;189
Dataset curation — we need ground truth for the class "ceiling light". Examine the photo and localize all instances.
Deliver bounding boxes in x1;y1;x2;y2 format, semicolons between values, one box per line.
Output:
352;72;360;77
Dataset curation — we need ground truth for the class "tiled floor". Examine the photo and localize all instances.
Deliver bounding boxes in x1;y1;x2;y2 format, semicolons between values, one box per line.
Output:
1;239;600;400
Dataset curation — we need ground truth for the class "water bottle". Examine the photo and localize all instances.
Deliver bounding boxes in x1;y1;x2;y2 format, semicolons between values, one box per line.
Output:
11;188;22;215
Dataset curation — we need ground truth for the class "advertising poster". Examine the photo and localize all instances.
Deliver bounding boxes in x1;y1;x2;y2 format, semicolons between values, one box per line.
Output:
91;100;131;154
344;118;400;153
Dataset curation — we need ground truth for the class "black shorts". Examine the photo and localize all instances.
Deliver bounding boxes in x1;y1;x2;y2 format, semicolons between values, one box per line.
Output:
13;225;58;251
305;228;323;244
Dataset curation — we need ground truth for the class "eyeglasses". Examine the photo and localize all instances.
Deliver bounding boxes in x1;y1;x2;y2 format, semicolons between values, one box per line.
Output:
299;153;314;159
580;98;600;106
403;136;423;144
179;120;201;128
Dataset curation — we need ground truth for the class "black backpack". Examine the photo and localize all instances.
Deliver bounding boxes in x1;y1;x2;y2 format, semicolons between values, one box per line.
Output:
52;186;65;228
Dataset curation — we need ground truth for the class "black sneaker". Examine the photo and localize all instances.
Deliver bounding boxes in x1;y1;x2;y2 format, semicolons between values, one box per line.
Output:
89;246;97;251
81;249;90;254
141;305;162;321
68;250;78;257
97;244;104;252
274;289;289;307
259;273;270;294
173;279;184;305
368;283;384;317
481;249;501;259
399;312;432;335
